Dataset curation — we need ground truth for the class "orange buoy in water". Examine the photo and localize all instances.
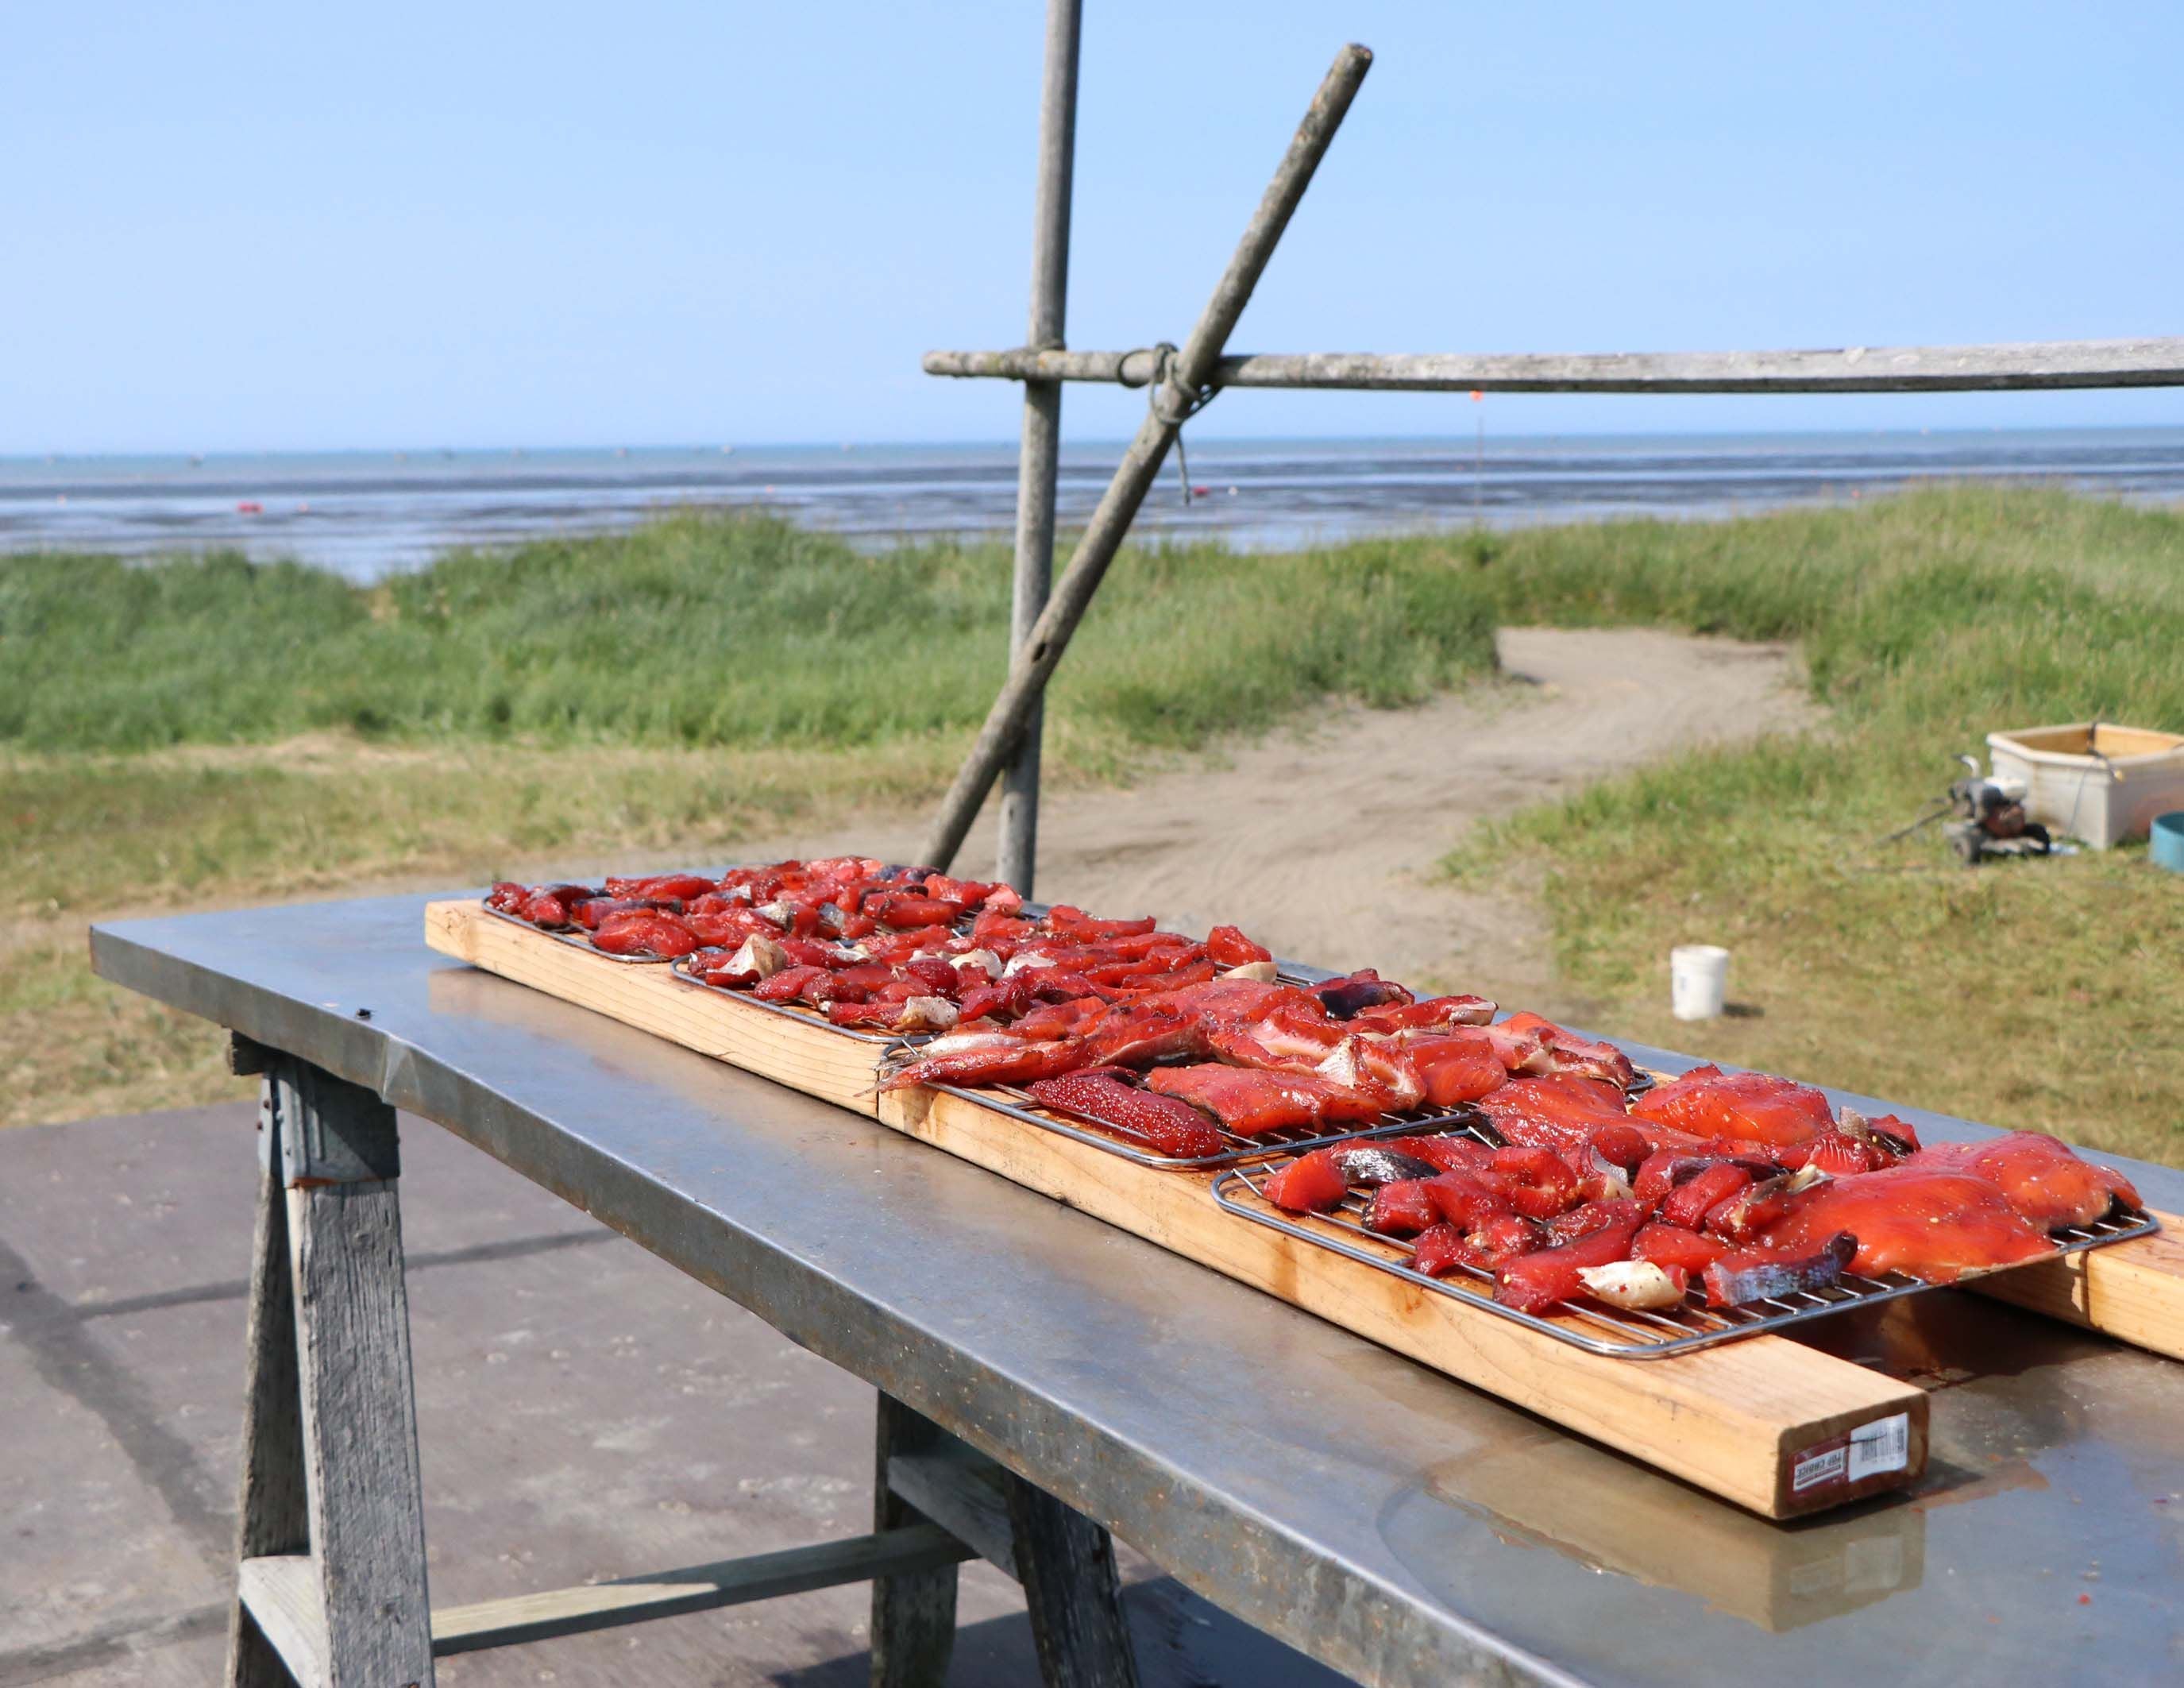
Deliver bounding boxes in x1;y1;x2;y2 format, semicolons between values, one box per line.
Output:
237;500;263;514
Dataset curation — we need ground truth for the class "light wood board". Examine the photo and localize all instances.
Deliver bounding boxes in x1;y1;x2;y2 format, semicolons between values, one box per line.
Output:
429;899;1940;1518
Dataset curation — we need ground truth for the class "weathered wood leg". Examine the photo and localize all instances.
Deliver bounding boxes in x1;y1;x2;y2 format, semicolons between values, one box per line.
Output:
229;1056;436;1688
226;1081;311;1687
870;1395;959;1688
1005;1474;1140;1688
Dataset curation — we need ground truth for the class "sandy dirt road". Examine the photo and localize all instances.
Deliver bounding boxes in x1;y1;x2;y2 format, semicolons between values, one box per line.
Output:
742;627;1816;1012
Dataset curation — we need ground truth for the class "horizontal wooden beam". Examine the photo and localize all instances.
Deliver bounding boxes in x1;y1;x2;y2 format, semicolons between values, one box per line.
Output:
923;336;2184;394
427;1524;973;1656
887;1442;1019;1577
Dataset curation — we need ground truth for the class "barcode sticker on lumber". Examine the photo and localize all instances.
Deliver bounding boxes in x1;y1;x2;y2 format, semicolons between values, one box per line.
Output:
1848;1414;1910;1481
1792;1444;1847;1493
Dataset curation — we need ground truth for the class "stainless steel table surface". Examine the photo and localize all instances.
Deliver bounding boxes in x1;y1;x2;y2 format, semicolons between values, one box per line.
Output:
90;894;2184;1688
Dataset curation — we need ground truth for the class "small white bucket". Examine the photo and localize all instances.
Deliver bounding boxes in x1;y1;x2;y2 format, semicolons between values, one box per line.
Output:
1670;944;1730;1021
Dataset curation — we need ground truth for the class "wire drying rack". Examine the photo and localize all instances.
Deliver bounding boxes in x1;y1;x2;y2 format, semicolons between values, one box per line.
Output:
1213;1119;2163;1359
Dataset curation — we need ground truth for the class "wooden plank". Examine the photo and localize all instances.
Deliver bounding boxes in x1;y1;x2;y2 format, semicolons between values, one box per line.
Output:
922;336;2184;395
226;1096;312;1688
428;1525;972;1656
426;898;1927;1519
1970;1213;2184;1360
280;1064;435;1688
1005;1472;1141;1688
237;1555;329;1688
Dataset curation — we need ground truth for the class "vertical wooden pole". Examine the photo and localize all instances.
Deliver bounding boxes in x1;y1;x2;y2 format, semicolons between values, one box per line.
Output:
997;0;1083;898
870;1395;960;1687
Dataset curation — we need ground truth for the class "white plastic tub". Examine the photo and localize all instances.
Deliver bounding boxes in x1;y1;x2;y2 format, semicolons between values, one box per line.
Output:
1986;722;2184;849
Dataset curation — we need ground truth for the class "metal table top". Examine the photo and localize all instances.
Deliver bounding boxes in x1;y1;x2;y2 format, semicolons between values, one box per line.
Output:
91;894;2184;1688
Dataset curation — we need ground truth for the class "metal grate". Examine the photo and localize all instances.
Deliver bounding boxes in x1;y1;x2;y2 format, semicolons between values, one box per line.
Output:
1212;1121;2163;1359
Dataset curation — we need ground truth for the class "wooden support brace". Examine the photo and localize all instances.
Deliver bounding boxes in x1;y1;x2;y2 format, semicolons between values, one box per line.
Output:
871;1396;963;1687
226;1056;435;1688
427;1525;973;1656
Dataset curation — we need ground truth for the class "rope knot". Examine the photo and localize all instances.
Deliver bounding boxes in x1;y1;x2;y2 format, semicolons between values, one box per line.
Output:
1122;342;1216;504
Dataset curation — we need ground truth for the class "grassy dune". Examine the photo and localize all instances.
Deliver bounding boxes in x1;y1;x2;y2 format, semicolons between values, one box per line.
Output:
1;515;1495;1125
1445;486;2184;1165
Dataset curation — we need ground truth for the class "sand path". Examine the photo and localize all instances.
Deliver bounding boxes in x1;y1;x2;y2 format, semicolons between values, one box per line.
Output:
741;628;1817;1010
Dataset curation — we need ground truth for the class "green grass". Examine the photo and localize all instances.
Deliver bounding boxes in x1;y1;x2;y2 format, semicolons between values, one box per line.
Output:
0;514;1495;756
10;489;2184;1166
1435;485;2184;1165
0;513;1496;1127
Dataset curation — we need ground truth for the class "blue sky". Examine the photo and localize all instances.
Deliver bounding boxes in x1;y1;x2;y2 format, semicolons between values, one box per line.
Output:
6;2;2180;452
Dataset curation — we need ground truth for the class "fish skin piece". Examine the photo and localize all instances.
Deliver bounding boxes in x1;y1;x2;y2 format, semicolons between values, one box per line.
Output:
592;909;700;957
1490;1145;1579;1219
1588;1123;1650;1173
1632;1222;1728;1275
1353;995;1499;1033
1086;1008;1218;1070
1497;1011;1636;1088
1397;1033;1510;1107
1311;968;1414;1019
1364;1179;1443;1237
1542;1197;1651;1247
1704;1168;1812;1242
1261;1148;1352;1212
1633;1149;1688;1203
1044;906;1159;941
1143;1065;1338;1134
1425;1170;1512;1230
1477;1074;1634;1141
1492;1215;1647;1314
1702;1233;1857;1308
1908;1131;2140;1229
1467;1210;1545;1265
1372;1134;1498;1176
1206;924;1274;968
1632;1063;1835;1151
1659;1161;1754;1232
1025;1071;1225;1159
1410;1223;1472;1277
1758;1168;2056;1283
883;1035;1090;1091
1790;1130;1886;1176
1332;1146;1442;1187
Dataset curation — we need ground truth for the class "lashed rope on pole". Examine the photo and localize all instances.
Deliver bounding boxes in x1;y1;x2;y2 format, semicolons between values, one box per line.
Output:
918;42;1375;872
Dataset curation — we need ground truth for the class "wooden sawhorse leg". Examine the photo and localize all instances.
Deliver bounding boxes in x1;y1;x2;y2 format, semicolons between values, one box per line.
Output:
873;1395;1140;1688
226;1051;435;1688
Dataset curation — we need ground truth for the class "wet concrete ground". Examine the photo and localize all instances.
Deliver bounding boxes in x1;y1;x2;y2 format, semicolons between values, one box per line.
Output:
0;1104;1350;1686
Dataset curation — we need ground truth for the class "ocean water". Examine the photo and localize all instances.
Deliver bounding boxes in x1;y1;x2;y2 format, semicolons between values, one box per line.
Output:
5;427;2182;581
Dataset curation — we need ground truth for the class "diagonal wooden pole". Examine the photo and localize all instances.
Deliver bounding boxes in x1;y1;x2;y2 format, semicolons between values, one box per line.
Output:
920;42;1373;873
